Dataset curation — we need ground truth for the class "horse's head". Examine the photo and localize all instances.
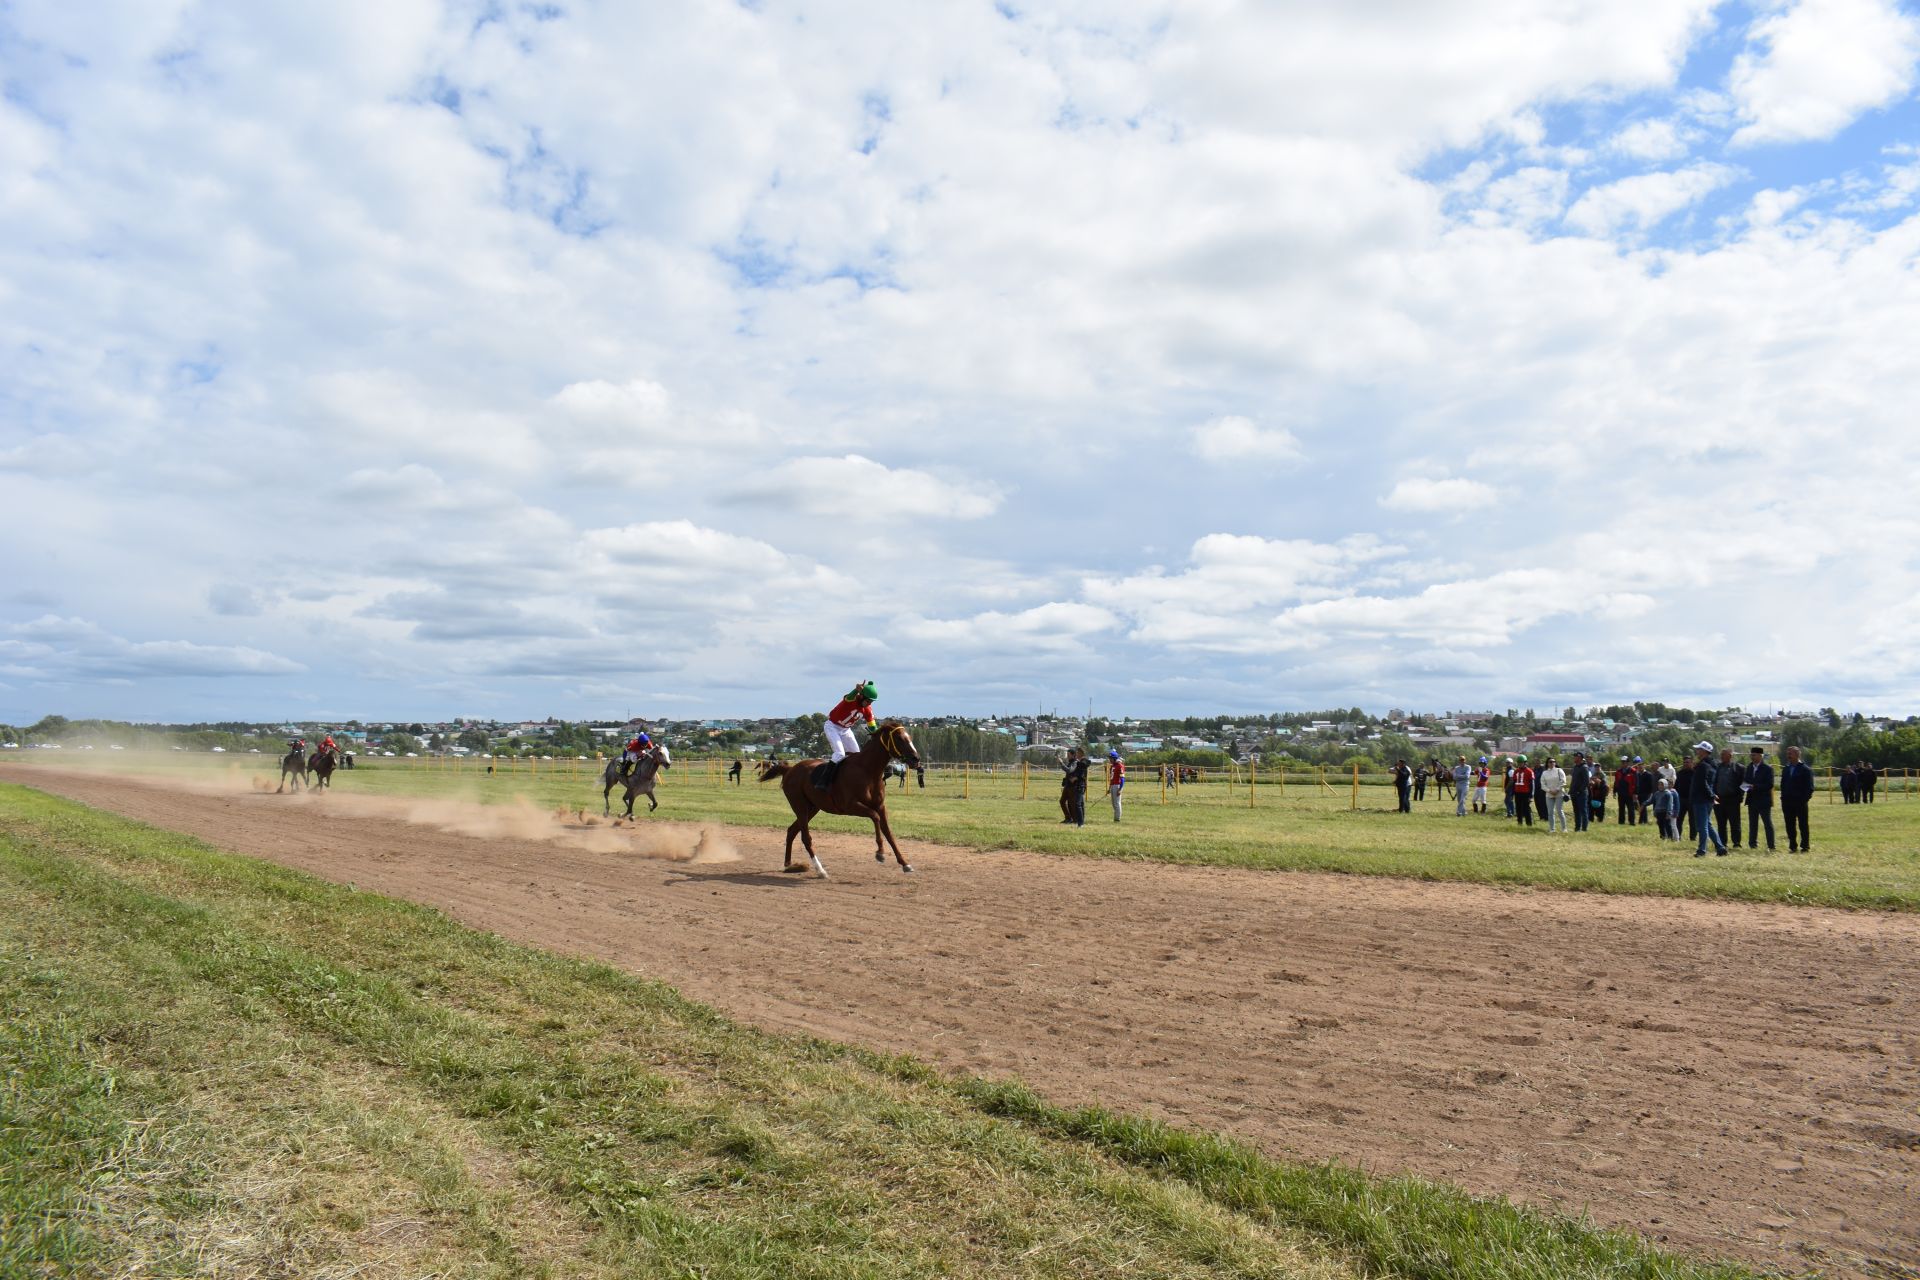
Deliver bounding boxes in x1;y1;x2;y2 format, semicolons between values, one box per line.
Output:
870;720;920;768
651;743;672;769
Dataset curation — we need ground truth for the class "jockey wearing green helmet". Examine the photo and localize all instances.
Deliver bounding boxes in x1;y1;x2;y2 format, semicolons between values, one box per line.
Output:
823;679;879;772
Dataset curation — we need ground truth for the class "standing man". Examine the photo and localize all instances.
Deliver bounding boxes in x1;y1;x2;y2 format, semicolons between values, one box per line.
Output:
1412;763;1427;803
1065;749;1090;827
1569;751;1592;833
1105;749;1125;822
1780;745;1814;852
727;758;744;784
1452;755;1472;817
1511;756;1535;827
1392;758;1413;813
1539;757;1568;832
1057;750;1078;823
1688;742;1729;856
1713;746;1744;852
1743;747;1775;851
1635;758;1656;826
1861;760;1878;804
1615;758;1636;824
1503;759;1517;817
1473;757;1491;814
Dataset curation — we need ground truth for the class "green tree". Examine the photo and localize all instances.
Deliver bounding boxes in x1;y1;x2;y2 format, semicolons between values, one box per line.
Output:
787;714;827;756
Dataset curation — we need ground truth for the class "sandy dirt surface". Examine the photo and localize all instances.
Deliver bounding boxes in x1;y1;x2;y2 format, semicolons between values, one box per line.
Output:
9;765;1916;1277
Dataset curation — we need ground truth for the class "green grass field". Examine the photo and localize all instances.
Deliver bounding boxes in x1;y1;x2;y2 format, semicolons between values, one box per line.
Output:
12;750;1916;910
0;781;1767;1279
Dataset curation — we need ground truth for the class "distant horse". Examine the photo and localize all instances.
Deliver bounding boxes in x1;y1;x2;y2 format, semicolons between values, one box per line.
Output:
757;720;920;878
601;744;672;817
308;747;338;790
276;748;308;793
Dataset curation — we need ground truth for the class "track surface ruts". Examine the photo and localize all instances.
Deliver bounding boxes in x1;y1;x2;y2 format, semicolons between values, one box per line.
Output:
10;766;1916;1276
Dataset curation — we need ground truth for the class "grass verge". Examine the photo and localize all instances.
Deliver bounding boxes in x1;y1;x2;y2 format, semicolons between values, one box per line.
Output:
1;781;1770;1278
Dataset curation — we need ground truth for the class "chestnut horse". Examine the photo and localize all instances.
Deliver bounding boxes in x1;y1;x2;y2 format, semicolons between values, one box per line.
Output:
757;720;921;878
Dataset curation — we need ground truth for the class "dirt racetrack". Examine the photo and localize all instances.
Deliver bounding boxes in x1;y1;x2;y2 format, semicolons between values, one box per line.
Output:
10;767;1917;1277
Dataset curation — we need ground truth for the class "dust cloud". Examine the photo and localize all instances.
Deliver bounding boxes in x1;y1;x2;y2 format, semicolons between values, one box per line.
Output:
127;765;740;863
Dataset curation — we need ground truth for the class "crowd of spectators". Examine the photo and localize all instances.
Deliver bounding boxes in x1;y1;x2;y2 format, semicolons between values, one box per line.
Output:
1396;743;1837;853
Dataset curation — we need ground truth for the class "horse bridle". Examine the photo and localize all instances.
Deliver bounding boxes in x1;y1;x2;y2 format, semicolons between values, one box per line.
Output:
874;723;919;768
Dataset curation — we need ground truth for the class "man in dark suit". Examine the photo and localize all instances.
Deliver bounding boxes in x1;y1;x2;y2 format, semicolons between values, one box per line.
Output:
1743;746;1775;850
1392;759;1413;812
1840;765;1858;803
1780;745;1814;852
1615;760;1636;824
1635;759;1656;825
1712;747;1745;851
1569;752;1592;833
1861;761;1878;803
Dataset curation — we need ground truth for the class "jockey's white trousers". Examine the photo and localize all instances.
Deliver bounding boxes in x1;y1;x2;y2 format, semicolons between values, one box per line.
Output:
824;721;861;762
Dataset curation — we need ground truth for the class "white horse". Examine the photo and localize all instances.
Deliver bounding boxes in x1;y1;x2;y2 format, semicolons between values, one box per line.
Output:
601;744;672;817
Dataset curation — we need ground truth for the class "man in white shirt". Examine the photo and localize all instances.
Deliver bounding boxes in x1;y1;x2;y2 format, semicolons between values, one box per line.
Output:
1539;757;1570;832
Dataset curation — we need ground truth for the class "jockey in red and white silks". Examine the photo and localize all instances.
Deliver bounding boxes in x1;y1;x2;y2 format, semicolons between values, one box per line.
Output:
824;681;878;762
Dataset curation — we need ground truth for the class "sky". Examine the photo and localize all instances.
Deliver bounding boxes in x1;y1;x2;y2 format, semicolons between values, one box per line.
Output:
3;0;1919;725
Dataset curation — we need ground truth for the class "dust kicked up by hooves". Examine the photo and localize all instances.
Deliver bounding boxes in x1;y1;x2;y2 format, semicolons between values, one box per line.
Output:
228;768;740;862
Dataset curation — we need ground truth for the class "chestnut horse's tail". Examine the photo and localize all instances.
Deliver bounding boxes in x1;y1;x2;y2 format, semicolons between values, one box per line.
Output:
757;761;792;782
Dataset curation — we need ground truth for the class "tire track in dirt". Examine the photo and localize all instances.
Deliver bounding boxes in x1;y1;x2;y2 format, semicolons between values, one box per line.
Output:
9;766;1916;1277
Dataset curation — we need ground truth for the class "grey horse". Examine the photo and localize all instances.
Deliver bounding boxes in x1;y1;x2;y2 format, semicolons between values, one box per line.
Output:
601;743;672;817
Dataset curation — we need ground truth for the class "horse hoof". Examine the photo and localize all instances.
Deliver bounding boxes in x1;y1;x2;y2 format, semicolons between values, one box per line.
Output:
875;850;885;863
902;864;914;874
782;864;807;874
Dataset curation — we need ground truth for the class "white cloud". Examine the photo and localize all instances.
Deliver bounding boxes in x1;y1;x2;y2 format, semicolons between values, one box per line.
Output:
1563;163;1739;235
1606;118;1690;161
2;616;304;679
1380;476;1499;513
728;455;1001;520
1191;416;1302;464
1729;0;1920;147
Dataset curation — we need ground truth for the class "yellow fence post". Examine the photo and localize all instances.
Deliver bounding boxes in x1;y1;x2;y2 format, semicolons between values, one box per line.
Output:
1021;760;1028;801
1351;761;1360;811
1249;757;1256;808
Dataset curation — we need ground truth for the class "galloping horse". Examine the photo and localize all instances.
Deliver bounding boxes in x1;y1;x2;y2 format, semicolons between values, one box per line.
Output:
276;748;308;793
757;720;920;878
308;747;338;790
600;743;672;817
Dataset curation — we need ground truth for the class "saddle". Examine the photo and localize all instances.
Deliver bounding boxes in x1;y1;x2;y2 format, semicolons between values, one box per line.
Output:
810;761;838;791
619;759;635;779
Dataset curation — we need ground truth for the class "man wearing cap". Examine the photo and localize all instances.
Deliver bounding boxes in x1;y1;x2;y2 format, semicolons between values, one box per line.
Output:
1712;746;1745;852
1688;742;1729;856
1743;747;1775;851
1510;755;1535;827
1472;757;1491;813
1105;749;1126;822
1780;745;1814;852
1452;755;1472;816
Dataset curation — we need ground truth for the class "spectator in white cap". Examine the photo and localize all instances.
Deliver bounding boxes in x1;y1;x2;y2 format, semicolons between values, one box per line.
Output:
1686;741;1728;856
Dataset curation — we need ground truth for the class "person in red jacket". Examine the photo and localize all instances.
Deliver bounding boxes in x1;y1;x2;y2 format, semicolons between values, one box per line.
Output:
1511;755;1535;827
1106;749;1126;822
620;731;651;777
819;680;878;785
